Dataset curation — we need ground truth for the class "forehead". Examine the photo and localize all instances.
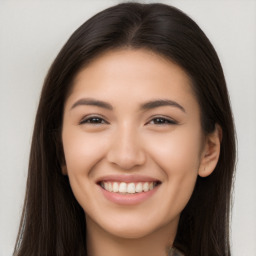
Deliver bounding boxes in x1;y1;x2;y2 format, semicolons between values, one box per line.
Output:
66;48;198;112
75;48;191;85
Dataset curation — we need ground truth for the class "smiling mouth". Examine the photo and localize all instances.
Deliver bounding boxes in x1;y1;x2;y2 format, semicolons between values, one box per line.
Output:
99;181;161;194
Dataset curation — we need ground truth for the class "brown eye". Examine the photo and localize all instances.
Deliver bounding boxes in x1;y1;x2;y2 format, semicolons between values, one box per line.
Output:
80;116;108;125
149;117;177;125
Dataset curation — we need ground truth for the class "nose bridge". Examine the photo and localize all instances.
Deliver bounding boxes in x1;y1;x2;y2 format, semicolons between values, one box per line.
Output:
107;122;145;170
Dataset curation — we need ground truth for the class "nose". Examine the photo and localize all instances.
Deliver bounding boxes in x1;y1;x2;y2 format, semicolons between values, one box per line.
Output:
106;125;146;170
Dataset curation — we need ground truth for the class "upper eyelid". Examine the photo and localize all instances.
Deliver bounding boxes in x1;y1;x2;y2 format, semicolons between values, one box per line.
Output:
79;114;109;124
147;115;177;123
148;119;177;125
78;114;177;124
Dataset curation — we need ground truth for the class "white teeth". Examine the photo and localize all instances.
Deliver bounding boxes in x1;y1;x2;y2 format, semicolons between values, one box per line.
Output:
127;183;136;193
104;182;109;191
101;181;158;194
119;182;127;193
143;182;149;192
135;182;143;193
113;182;119;192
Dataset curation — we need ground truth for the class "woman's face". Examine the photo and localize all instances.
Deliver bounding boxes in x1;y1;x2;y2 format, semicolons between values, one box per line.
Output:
62;49;206;239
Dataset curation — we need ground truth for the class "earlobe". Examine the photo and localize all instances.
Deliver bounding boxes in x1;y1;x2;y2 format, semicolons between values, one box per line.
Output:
61;165;68;175
198;124;222;177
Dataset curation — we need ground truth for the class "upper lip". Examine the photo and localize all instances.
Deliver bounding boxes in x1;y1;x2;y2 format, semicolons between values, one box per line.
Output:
96;174;161;183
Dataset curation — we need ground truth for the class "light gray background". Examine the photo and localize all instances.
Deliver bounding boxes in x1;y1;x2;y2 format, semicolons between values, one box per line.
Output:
0;0;255;255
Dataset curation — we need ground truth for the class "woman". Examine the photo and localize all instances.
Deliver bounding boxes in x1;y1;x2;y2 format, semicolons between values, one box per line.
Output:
14;2;236;256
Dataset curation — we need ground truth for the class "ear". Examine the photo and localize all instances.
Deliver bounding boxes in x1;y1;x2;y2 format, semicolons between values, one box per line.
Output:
61;164;68;175
55;133;68;175
198;124;222;177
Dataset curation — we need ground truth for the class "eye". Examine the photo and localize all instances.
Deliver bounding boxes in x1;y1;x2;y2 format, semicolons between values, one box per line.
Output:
147;116;177;125
79;115;109;125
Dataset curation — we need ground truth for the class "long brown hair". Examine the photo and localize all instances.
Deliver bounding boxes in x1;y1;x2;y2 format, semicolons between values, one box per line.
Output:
14;2;236;255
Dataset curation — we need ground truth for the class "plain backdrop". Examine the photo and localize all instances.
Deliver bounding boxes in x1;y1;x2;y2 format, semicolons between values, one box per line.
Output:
0;0;255;255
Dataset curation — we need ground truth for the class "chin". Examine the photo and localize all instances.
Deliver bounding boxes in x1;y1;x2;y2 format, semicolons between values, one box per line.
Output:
99;214;173;240
106;224;158;239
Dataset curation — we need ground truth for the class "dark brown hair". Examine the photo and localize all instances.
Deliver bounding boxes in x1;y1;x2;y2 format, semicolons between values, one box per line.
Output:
14;2;236;256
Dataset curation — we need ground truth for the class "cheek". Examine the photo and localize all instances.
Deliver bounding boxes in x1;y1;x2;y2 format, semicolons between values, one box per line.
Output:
145;127;202;210
62;129;109;174
61;129;109;211
146;127;202;174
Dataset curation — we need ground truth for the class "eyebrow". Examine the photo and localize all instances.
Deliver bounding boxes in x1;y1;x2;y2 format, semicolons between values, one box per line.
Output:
70;98;113;110
140;99;186;113
70;98;185;113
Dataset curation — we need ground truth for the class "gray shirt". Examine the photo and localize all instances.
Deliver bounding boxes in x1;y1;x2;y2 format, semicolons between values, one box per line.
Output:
168;247;184;256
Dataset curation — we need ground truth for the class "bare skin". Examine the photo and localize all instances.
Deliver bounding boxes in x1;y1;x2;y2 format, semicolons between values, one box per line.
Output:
62;49;221;256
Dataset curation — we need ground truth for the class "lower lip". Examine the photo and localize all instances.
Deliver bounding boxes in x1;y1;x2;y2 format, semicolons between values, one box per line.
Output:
99;185;160;205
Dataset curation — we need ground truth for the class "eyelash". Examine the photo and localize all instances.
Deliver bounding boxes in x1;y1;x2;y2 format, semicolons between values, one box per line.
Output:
147;117;177;125
79;115;177;126
79;116;108;125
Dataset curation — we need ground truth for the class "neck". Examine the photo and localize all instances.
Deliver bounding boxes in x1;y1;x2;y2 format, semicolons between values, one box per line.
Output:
86;216;179;256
